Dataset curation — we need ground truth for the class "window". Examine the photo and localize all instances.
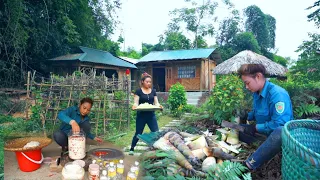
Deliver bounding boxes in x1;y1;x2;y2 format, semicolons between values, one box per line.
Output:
178;66;196;78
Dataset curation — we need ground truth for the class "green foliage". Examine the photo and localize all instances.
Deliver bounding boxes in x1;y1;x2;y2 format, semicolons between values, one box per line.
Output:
294;104;320;119
193;36;208;48
119;47;141;59
164;32;191;50
142;43;164;56
273;55;289;67
0;0;121;87
114;91;126;100
208;75;245;124
231;32;261;54
307;1;320;28
244;5;276;50
169;0;218;48
271;73;320;119
207;160;250;180
216;10;241;46
167;83;187;117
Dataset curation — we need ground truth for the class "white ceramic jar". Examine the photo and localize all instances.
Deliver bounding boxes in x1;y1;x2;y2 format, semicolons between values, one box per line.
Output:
62;162;85;180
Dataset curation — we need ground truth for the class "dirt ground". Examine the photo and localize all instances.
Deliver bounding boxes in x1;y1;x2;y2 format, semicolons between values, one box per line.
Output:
4;139;139;180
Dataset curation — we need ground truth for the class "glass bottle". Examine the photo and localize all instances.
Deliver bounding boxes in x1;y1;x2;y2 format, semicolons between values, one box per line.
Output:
107;162;117;179
126;167;137;180
116;159;124;175
131;161;139;176
100;170;110;180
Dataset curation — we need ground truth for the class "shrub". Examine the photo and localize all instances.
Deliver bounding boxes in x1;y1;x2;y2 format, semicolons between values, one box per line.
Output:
167;83;187;117
207;75;245;124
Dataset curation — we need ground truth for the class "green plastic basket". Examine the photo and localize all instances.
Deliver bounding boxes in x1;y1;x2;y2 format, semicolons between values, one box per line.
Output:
282;120;320;180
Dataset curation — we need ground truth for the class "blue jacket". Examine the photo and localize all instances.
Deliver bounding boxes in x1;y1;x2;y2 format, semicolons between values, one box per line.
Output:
248;81;294;135
57;106;95;140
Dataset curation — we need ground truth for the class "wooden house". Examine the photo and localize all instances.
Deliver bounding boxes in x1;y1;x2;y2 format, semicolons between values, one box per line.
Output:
136;48;221;92
47;46;137;81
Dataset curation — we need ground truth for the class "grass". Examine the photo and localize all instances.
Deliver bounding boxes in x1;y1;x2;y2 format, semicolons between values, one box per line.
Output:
107;115;174;148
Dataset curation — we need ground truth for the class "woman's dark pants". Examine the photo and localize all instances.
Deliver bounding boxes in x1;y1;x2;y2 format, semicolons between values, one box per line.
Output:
53;121;91;149
130;112;159;151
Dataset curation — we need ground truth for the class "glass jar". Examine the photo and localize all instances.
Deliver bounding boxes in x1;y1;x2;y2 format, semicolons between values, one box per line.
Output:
88;163;100;180
68;130;86;160
62;162;85;180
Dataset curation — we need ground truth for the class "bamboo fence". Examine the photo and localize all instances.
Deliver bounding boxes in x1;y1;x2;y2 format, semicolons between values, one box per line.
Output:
25;71;132;136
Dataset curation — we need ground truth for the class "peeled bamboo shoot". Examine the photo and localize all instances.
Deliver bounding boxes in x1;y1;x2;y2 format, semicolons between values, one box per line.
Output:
226;129;239;145
202;157;216;172
187;136;208;150
153;137;194;170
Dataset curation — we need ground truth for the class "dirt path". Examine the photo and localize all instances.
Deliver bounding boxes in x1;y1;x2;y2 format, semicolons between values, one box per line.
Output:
4;140;139;180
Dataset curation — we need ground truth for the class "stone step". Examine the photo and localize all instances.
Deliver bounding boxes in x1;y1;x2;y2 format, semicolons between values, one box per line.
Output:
165;124;179;127
187;99;199;104
172;119;182;122
169;121;181;125
186;92;204;96
124;152;142;156
137;142;148;146
123;145;150;152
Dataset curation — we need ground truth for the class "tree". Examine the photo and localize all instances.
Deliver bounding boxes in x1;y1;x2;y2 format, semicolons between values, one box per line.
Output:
119;47;141;59
193;35;208;48
169;0;218;48
163;32;191;50
273;55;288;67
231;32;261;54
307;1;320;28
0;0;122;87
244;5;276;51
216;10;241;46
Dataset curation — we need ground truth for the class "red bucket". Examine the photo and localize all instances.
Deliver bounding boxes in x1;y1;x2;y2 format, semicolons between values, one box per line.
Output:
15;149;44;172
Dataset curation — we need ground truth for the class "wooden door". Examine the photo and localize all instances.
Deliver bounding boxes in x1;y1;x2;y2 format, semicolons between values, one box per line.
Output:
165;67;173;91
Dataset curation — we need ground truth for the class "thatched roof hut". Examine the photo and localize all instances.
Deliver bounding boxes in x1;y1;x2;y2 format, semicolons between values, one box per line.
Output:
213;50;287;76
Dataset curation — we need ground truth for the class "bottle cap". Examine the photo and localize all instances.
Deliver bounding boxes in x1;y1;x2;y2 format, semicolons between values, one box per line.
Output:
135;161;139;166
102;170;107;175
130;167;135;172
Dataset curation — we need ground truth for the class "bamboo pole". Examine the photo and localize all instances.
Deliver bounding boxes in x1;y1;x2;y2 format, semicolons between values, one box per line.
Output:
26;71;31;119
67;73;75;107
95;100;102;136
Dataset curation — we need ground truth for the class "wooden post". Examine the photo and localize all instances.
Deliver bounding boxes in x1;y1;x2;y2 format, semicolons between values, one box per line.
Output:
200;60;203;92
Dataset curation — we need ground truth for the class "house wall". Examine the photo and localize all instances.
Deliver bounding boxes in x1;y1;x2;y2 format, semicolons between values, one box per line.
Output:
136;59;217;92
166;61;202;91
200;59;216;91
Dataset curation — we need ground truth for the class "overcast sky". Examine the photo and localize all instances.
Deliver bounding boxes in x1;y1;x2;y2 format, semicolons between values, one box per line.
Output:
112;0;319;59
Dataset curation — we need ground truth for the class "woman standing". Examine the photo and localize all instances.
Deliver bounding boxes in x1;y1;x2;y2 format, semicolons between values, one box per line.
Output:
130;73;162;155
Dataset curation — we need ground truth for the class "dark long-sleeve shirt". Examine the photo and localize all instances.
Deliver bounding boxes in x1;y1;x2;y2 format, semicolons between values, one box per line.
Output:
57;106;95;140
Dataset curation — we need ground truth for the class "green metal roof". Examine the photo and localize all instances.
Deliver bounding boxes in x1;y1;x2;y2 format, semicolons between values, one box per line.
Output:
49;46;136;69
139;48;217;62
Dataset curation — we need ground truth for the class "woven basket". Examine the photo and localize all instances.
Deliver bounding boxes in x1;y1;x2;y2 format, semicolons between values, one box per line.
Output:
282;120;320;180
4;137;52;152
